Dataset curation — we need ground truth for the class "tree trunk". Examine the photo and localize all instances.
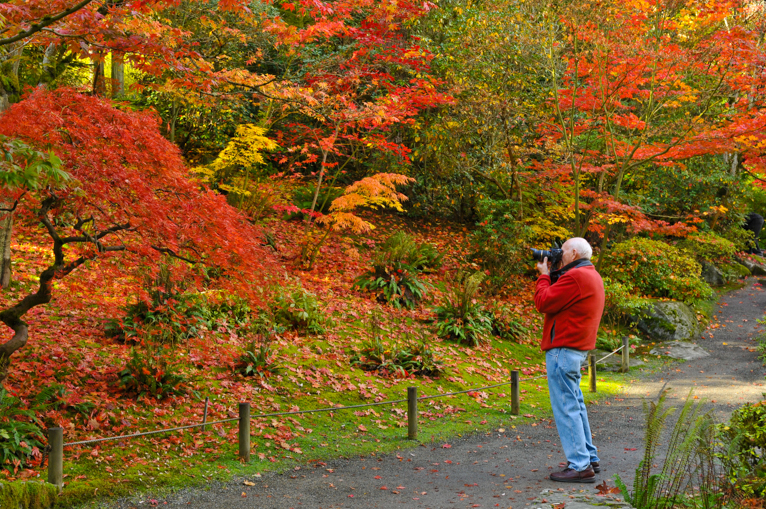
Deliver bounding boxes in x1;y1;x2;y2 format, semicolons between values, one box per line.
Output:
93;60;106;96
0;211;11;288
111;54;125;97
39;43;58;88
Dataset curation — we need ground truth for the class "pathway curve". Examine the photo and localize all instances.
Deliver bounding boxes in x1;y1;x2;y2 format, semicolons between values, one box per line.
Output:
103;280;766;509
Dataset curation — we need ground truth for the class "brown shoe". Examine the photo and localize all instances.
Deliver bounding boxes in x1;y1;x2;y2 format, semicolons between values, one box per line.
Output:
591;461;601;473
550;466;596;483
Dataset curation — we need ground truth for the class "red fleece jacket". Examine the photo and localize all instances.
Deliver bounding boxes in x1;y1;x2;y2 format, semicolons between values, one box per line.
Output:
534;264;605;352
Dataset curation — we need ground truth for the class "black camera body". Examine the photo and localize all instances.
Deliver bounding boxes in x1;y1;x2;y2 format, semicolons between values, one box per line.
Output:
531;240;564;268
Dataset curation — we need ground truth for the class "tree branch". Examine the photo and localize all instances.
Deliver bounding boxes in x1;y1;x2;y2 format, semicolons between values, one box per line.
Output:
0;0;97;47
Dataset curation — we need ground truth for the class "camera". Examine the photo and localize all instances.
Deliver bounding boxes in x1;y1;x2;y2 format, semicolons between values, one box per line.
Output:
531;240;564;268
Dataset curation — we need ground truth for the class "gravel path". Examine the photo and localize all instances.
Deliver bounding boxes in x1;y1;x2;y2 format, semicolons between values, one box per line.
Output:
102;280;766;509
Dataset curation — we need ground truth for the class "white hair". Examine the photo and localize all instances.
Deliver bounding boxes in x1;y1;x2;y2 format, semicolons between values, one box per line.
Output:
567;237;593;260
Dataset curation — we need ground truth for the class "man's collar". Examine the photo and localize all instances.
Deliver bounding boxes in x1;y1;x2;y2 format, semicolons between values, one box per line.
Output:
550;258;592;283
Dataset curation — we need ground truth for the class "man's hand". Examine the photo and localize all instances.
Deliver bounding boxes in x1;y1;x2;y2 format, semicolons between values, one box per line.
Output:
537;256;550;276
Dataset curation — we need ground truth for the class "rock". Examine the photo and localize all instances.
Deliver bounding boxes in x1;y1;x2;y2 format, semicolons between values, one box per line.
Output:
589;348;645;372
720;261;752;280
736;257;766;276
700;261;725;287
649;340;710;360
635;300;701;342
532;488;635;509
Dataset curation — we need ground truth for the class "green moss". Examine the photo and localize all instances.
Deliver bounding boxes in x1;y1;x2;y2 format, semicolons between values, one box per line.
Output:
720;262;751;279
0;481;58;509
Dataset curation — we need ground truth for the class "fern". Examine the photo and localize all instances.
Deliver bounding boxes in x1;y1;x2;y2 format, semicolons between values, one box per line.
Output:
627;389;716;509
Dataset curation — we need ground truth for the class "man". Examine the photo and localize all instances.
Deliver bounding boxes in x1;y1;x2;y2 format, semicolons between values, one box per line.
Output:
744;212;764;255
534;237;604;483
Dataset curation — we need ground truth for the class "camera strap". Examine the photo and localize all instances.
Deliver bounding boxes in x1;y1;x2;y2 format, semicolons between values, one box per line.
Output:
550;258;592;284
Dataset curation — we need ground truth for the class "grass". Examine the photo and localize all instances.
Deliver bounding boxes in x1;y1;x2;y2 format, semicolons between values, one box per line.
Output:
61;343;636;508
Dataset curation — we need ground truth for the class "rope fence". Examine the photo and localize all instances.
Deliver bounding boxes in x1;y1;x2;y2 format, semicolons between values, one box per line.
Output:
46;343;631;488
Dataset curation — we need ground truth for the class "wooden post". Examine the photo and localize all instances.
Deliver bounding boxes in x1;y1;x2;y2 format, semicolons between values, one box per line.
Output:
48;427;63;488
589;354;597;393
239;403;250;462
407;387;418;440
621;337;630;373
510;370;520;416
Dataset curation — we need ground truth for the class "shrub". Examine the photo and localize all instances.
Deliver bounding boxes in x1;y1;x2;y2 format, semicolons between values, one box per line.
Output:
433;271;493;347
0;390;45;475
719;401;766;500
602;277;652;330
116;347;187;400
487;303;530;342
469;198;530;293
234;341;279;378
602;237;713;303
676;231;737;264
271;285;328;333
350;319;443;378
353;263;428;310
379;231;443;272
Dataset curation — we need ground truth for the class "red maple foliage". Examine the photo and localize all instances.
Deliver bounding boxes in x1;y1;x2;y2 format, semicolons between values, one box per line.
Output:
0;87;275;381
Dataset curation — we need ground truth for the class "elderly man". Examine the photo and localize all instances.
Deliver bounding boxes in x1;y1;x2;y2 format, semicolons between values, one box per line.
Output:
534;237;604;483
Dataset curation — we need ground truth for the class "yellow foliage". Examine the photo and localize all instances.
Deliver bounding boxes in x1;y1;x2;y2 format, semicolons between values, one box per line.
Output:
192;124;277;196
210;124;278;171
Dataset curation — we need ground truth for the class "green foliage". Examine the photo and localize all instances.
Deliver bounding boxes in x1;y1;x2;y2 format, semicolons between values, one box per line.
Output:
602;238;713;303
718;401;766;500
271;285;328;334
0;390;45;475
469;198;531;293
602;276;652;329
615;390;718;509
487;303;530;343
379;231;444;272
0;480;58;509
106;265;259;343
116;347;187;400
432;271;493;347
677;231;737;264
353;231;440;309
0;135;69;191
234;341;279;378
350;318;443;378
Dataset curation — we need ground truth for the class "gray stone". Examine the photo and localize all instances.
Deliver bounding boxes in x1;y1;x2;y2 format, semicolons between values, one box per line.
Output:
700;261;725;287
531;488;635;509
589;348;645;372
635;300;701;342
650;340;710;360
737;257;766;276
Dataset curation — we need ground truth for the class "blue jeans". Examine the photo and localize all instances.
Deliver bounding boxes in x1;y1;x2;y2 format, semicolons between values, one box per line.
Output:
546;347;600;472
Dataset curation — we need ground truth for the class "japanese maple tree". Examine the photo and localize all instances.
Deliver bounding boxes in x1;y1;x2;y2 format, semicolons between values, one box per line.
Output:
0;87;274;382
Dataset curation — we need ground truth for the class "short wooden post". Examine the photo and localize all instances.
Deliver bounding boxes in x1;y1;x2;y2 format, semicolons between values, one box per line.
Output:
407;387;418;440
621;337;630;373
202;396;209;431
47;427;63;488
238;403;250;462
588;354;597;393
510;370;520;416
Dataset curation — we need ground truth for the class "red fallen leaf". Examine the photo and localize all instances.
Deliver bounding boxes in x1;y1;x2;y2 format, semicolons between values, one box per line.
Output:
380;486;388;490
444;460;452;464
523;414;535;418
397;485;405;489
374;475;382;479
596;480;621;495
358;425;368;432
625;448;638;451
441;444;452;448
348;495;354;498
